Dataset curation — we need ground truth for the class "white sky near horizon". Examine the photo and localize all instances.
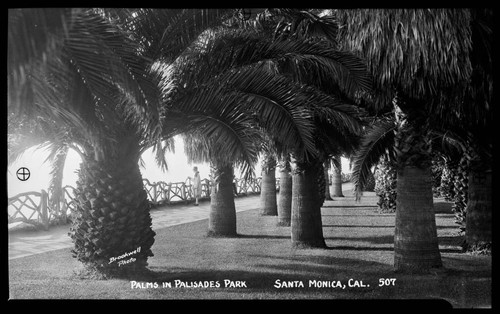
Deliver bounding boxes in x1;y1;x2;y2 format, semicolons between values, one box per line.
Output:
7;136;352;198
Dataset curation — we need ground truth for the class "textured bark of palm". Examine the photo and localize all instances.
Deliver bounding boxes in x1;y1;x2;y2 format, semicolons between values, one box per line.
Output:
331;163;344;197
70;155;156;277
465;169;491;250
451;155;469;233
277;168;292;226
260;168;278;216
291;160;326;248
374;158;397;213
323;162;333;201
394;166;442;272
208;164;237;237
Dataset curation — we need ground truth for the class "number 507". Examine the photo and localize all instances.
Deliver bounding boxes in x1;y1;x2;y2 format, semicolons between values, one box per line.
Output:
379;278;396;286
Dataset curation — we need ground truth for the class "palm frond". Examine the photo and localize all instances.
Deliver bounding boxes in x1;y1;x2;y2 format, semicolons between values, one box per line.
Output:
150;138;175;172
173;27;372;98
169;64;319;160
268;8;339;43
47;145;69;207
115;9;235;62
7;112;73;166
351;118;397;201
182;110;261;180
330;155;341;171
337;9;473;100
8;8;73;109
9;9;166;157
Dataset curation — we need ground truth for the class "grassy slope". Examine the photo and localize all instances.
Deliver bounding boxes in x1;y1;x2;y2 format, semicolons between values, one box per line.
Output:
8;193;491;307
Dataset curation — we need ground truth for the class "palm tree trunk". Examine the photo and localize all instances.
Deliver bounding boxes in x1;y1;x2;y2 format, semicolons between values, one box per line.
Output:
464;163;491;253
324;160;333;201
393;106;442;273
48;146;69;223
331;155;344;197
394;166;442;272
260;154;278;216
70;142;155;277
451;155;469;233
290;158;326;248
374;156;397;213
207;162;237;237
277;158;292;226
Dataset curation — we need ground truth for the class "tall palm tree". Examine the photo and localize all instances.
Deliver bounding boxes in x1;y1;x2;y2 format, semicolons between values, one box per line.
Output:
323;159;333;201
268;9;370;248
259;147;278;216
338;9;481;273
454;9;492;253
277;156;293;226
289;99;364;248
8;8;237;277
9;9;159;276
183;126;260;237
330;155;344;197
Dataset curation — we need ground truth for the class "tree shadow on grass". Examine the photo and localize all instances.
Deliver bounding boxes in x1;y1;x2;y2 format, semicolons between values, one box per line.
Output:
322;224;395;228
326;245;393;252
134;255;396;289
324;234;395;245
436;225;461;230
322;214;395;217
438;234;465;253
249;254;395;278
236;234;290;239
433;200;453;214
322;205;378;208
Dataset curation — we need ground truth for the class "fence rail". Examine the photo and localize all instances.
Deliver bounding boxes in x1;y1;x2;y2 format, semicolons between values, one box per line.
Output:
8;176;270;229
8;190;49;229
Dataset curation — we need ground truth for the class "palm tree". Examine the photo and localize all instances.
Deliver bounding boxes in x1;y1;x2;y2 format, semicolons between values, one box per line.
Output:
457;9;492;253
277;156;292;226
8;8;237;277
9;9;158;277
259;150;278;216
183;130;259;237
338;9;483;272
290;101;364;248
289;157;326;248
435;126;492;253
323;159;333;201
330;155;344;197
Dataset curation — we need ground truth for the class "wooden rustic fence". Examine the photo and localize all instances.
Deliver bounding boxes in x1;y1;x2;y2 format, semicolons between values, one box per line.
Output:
8;176;273;230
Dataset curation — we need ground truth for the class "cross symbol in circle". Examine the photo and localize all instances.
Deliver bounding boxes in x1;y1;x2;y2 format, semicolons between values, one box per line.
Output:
16;167;30;181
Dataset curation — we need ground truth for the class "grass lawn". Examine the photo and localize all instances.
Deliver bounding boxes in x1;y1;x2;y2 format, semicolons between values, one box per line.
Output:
8;192;491;308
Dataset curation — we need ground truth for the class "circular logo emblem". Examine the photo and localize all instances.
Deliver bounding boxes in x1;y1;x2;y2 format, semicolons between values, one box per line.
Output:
16;167;30;181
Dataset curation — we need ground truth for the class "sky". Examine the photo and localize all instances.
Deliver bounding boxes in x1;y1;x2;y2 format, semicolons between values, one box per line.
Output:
7;136;351;199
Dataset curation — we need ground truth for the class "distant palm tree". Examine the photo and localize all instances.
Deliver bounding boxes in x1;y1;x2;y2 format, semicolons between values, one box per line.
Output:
330;155;344;197
323;159;333;201
259;150;278;216
276;156;293;226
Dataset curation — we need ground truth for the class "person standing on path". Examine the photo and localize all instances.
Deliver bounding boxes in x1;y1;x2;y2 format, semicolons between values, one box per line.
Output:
188;166;202;206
